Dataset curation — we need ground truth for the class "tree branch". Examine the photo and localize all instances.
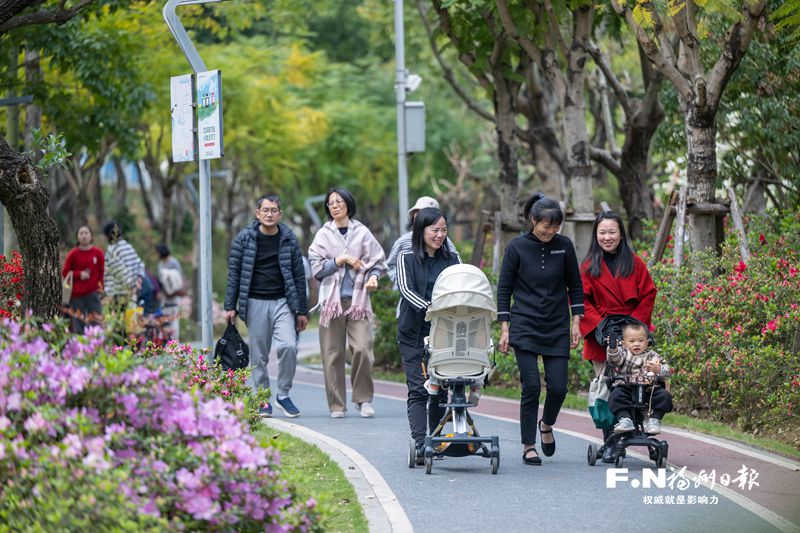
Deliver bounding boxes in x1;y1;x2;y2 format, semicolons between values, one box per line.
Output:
610;0;693;103
589;144;622;175
543;0;569;59
0;0;95;35
588;41;633;119
671;0;704;80
415;0;494;123
494;0;542;63
707;0;767;108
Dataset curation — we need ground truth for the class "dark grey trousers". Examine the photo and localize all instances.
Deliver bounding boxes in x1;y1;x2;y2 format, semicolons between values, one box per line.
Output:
515;349;569;445
399;341;447;448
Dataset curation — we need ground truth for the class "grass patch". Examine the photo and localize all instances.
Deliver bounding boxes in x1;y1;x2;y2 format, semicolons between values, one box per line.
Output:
254;425;368;533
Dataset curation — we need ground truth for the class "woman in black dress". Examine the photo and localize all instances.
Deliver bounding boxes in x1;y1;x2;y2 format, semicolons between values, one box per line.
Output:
497;193;584;465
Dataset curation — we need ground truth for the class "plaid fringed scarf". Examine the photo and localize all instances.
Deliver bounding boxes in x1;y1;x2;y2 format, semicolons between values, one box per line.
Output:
308;219;387;327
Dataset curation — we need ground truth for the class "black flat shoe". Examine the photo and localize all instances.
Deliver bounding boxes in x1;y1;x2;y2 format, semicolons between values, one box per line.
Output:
522;447;542;465
539;419;556;457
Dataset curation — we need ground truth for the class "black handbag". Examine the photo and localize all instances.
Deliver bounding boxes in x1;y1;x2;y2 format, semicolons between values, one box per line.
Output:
214;323;250;370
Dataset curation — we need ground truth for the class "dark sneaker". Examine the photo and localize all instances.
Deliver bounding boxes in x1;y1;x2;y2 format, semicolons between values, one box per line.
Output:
276;397;300;418
259;402;273;418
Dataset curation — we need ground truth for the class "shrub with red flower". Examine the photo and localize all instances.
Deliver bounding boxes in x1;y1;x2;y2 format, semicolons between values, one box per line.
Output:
651;212;800;435
0;251;24;320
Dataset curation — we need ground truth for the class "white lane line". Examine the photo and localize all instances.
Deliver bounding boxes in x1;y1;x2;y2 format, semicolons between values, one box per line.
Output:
267;418;413;533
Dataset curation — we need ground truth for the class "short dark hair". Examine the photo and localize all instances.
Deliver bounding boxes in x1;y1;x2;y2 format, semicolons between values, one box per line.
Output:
411;207;451;262
523;192;563;228
102;220;122;243
257;194;281;210
622;322;648;337
583;211;634;278
323;187;356;220
156;244;170;258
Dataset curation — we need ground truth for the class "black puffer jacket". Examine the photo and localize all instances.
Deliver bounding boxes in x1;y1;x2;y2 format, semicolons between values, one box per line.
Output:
396;247;460;347
224;221;308;322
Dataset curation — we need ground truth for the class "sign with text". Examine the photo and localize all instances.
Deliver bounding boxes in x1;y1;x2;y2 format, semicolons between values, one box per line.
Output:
170;74;195;162
196;70;223;160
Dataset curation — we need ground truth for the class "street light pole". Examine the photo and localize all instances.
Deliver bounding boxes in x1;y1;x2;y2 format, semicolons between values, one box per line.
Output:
164;0;222;350
394;0;409;233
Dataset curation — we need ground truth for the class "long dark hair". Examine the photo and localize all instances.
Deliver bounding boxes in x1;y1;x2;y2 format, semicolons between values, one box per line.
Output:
323;187;356;220
583;211;634;278
411;207;451;262
102;220;122;244
523;192;563;229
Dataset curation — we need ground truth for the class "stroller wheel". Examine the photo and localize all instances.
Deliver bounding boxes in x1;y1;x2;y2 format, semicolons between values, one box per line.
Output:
615;453;624;468
425;454;433;474
408;439;417;469
491;454;500;474
587;444;598;466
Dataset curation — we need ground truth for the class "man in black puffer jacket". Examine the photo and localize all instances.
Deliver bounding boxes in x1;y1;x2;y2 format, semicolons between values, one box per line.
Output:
224;194;308;418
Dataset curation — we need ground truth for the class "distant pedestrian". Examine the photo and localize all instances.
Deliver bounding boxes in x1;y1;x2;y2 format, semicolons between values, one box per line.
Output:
224;194;309;418
62;224;104;334
102;221;149;313
308;187;387;419
497;193;584;466
156;244;185;341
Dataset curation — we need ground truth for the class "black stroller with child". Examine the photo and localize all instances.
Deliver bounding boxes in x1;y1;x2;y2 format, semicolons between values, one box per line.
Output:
586;315;670;468
407;264;500;474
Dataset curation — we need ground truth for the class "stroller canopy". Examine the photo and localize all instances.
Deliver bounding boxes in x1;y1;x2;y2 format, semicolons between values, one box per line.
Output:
425;264;497;322
595;314;653;348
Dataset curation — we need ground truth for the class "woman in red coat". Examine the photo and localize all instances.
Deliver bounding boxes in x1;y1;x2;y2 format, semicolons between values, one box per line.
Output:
580;212;656;462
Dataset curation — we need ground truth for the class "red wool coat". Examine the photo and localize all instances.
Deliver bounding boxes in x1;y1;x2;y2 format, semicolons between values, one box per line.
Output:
580;254;657;362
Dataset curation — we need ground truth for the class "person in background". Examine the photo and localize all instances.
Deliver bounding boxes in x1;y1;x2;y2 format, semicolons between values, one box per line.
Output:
308;187;387;419
102;220;147;313
62;224;104;334
156;243;184;341
497;193;584;466
224;194;309;418
580;211;657;461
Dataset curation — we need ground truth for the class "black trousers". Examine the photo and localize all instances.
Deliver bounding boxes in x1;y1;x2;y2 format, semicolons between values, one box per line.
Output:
609;384;673;419
399;342;447;448
68;292;103;334
515;349;568;445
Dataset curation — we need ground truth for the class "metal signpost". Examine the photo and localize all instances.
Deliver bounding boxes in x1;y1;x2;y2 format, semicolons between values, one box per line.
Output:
164;0;224;350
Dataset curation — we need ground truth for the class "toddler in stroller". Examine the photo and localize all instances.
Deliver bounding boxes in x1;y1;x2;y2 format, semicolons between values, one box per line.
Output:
409;264;500;474
587;315;672;468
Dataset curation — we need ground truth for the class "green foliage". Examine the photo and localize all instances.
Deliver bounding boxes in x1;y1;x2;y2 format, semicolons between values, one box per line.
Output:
371;278;401;369
26;129;72;172
650;212;800;432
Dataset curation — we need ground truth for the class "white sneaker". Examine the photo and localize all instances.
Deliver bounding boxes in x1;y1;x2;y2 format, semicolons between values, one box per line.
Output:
330;411;345;419
423;379;440;395
645;418;662;435
613;417;635;433
356;401;375;418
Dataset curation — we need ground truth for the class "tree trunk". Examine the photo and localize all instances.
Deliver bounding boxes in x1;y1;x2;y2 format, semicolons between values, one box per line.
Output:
494;78;520;225
137;163;157;231
684;108;718;254
114;157;127;210
0;137;60;319
23;48;41;153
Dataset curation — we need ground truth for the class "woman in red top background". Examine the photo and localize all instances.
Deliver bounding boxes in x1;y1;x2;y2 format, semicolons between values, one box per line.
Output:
62;224;105;333
580;211;656;375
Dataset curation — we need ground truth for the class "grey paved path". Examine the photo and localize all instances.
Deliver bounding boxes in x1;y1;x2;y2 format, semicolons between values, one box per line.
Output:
239;328;799;532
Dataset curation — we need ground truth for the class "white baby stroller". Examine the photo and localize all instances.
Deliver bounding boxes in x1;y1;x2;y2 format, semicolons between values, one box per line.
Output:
410;264;499;474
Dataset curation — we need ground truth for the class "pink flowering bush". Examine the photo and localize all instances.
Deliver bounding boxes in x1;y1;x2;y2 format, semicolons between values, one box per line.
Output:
138;340;270;430
0;320;319;531
651;212;800;434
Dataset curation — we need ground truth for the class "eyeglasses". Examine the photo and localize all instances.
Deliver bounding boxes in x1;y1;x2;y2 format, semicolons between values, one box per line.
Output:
426;227;448;235
327;200;345;207
258;208;280;215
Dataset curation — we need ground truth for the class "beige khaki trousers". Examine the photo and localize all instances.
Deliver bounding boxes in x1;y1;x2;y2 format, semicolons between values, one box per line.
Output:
318;302;375;413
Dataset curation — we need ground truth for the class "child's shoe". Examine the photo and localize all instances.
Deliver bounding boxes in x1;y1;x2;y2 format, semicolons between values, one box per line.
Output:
423;379;439;395
468;388;481;406
613;417;635;433
644;418;662;435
